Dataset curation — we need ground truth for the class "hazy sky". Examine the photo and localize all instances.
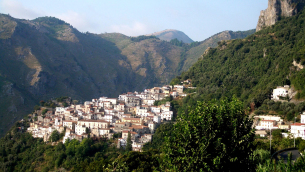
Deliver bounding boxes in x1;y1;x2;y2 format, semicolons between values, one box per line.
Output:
0;0;267;41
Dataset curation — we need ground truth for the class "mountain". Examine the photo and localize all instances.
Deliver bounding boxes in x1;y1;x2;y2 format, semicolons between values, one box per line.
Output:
172;8;305;108
146;29;194;43
0;15;184;136
0;14;254;137
256;0;305;31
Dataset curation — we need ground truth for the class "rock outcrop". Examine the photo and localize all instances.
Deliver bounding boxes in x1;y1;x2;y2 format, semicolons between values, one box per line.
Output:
256;0;305;31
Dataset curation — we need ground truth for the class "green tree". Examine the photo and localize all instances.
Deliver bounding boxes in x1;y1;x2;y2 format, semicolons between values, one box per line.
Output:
34;105;41;110
62;102;68;107
49;130;60;142
162;97;255;171
126;132;132;152
39;100;45;106
42;109;48;115
272;129;283;140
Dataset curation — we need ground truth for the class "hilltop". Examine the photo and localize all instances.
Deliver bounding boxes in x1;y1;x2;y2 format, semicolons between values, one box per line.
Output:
146;29;194;43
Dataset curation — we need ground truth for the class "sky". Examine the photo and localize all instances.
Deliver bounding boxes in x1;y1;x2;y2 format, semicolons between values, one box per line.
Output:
0;0;268;41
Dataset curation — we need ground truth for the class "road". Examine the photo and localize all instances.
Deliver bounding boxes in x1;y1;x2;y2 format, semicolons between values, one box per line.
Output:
273;148;301;163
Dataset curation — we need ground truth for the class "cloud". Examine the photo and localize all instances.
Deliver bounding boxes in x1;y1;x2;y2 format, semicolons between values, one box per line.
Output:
110;22;153;36
55;11;99;33
0;0;100;34
0;0;42;19
0;1;153;35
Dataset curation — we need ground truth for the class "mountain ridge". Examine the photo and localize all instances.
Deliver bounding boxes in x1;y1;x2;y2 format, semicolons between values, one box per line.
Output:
146;29;194;43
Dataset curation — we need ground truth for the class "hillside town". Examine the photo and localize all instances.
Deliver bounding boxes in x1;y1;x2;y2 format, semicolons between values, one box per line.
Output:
254;85;305;139
25;83;305;151
26;84;189;151
254;114;305;139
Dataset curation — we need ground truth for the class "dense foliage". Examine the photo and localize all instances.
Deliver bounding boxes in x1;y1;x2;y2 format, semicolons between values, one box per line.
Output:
130;35;159;42
170;38;201;48
162;98;256;171
256;99;305;121
143;122;174;151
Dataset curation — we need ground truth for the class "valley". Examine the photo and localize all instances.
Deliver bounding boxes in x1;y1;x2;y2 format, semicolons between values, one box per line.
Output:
0;14;253;137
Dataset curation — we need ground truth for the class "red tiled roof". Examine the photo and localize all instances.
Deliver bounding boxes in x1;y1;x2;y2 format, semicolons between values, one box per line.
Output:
291;123;304;126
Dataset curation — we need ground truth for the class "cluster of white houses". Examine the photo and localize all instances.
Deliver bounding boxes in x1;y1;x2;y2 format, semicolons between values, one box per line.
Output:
27;85;186;151
254;114;305;140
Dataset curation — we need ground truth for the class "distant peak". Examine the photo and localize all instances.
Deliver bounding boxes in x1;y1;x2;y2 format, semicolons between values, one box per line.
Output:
146;29;194;43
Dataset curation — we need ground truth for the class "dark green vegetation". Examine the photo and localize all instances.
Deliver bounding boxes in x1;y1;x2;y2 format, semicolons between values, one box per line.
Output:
172;9;305;109
163;98;255;171
143;122;174;151
130;35;159;42
252;149;305;171
0;13;254;137
181;29;256;71
253;132;305;171
256;100;305;121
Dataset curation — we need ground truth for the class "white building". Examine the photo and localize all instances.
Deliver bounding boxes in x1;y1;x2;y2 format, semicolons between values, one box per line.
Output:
153;115;161;124
174;85;184;93
55;107;65;115
254;115;283;123
75;124;87;135
151;107;161;114
272;86;289;100
301;113;305;124
136;108;148;116
161;111;173;121
290;123;305;140
255;120;278;130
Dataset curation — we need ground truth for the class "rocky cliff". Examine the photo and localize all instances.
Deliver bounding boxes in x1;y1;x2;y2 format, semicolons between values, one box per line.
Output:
256;0;305;31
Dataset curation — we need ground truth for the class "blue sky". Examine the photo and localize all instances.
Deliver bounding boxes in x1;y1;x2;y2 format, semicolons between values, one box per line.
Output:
0;0;267;41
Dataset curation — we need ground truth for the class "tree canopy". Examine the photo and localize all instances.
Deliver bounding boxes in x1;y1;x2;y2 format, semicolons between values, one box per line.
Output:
162;97;255;171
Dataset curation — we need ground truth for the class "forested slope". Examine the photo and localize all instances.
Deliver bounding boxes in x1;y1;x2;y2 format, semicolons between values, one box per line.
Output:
172;9;305;108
